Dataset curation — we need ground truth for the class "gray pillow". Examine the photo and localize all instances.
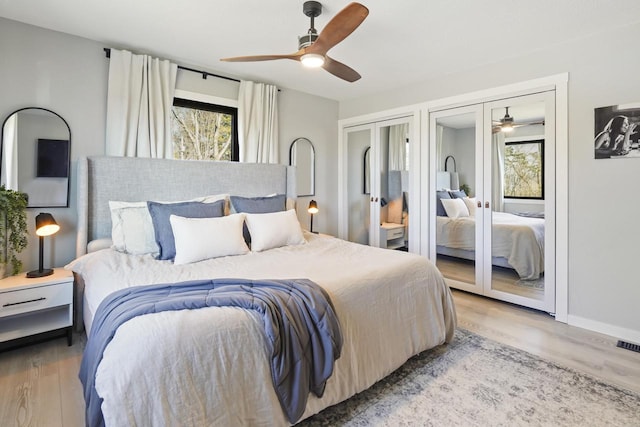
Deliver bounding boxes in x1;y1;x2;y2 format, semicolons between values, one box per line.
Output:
230;194;286;243
230;194;286;214
449;189;467;199
436;190;451;217
148;200;225;260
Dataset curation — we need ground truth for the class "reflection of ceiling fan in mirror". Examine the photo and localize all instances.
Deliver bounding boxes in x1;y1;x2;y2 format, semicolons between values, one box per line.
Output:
492;107;545;133
220;2;369;82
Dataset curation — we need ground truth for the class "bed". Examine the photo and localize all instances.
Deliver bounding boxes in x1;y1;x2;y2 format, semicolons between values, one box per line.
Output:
436;211;544;280
68;156;456;426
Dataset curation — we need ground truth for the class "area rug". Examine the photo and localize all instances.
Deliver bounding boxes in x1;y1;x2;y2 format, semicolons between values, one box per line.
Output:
299;329;640;426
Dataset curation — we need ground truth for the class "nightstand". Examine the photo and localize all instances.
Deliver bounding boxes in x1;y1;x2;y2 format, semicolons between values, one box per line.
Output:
380;222;405;249
0;268;74;348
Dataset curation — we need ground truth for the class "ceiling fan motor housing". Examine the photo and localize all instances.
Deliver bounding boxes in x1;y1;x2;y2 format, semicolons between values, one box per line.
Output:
300;1;322;49
299;32;319;49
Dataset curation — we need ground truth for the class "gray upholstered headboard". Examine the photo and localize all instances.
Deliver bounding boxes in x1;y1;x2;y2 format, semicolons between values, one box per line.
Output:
76;156;296;257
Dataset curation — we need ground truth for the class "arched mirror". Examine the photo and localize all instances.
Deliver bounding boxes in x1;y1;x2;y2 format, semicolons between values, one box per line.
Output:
363;146;371;194
289;137;315;197
1;108;71;208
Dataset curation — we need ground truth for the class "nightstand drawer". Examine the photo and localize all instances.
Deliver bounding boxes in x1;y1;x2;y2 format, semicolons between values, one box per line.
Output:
387;228;404;239
0;281;72;318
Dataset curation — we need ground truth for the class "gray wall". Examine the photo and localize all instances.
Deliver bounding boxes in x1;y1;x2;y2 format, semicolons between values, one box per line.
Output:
0;18;339;271
339;23;640;338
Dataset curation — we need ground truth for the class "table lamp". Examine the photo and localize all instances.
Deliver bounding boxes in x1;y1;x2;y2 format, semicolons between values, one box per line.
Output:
308;200;318;233
27;213;60;278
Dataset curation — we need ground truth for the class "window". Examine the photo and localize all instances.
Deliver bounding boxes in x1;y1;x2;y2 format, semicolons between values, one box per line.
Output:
503;139;544;199
171;98;238;161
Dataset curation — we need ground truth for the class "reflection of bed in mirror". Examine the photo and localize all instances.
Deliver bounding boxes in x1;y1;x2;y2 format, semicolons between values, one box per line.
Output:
436;212;544;280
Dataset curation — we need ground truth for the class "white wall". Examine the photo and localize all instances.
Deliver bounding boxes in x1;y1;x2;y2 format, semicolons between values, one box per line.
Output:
339;22;640;340
0;18;339;270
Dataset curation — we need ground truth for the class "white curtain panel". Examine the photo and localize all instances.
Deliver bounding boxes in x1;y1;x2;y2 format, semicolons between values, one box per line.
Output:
1;113;18;189
436;124;444;170
492;132;505;212
105;49;177;158
388;123;408;171
238;80;279;163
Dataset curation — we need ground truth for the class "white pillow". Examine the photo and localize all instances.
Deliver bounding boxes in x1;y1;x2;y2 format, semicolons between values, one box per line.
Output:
109;201;158;255
462;197;477;216
440;198;470;219
109;194;228;255
244;209;306;252
171;213;249;265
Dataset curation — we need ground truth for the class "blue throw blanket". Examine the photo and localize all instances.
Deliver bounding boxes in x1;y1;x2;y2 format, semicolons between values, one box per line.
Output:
79;278;343;427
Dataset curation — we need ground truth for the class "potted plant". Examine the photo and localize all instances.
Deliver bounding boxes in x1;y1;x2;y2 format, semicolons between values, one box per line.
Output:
459;183;472;197
0;186;28;277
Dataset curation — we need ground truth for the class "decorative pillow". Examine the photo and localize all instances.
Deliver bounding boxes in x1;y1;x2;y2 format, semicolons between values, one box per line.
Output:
230;194;286;214
436;190;452;217
244;209;305;252
462;197;477;216
230;194;286;243
449;189;467;199
109;201;159;255
171;213;249;265
148;200;225;260
441;198;470;219
109;194;227;255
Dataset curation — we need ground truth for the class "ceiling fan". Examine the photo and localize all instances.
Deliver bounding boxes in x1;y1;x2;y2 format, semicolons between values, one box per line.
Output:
220;2;369;82
492;107;545;133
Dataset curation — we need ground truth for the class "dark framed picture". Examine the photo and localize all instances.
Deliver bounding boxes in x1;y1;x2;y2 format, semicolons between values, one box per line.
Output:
37;139;70;177
594;103;640;159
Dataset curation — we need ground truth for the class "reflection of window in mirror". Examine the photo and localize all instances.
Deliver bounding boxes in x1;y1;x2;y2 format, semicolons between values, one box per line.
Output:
1;108;71;208
289;137;315;197
503;139;544;199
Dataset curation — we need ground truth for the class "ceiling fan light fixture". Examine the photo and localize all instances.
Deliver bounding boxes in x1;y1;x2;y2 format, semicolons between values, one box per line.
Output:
301;53;325;68
501;123;514;133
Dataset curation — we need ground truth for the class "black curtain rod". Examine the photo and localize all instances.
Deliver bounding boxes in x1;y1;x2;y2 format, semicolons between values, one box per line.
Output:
103;48;240;83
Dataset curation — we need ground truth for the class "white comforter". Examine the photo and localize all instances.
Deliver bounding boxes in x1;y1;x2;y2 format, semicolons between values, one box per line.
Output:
436;212;544;280
67;232;456;426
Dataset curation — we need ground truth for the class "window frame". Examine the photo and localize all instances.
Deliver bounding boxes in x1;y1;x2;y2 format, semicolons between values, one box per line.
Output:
172;97;239;162
503;138;545;200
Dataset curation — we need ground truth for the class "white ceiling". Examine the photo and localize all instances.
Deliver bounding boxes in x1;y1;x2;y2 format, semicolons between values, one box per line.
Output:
2;0;640;102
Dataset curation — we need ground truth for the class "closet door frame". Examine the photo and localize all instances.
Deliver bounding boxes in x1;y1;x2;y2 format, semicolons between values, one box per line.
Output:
338;108;421;252
424;73;568;321
481;92;556;313
340;123;376;246
428;104;484;295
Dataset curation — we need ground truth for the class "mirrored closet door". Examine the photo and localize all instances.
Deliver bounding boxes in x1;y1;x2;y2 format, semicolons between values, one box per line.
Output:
342;116;414;252
430;91;556;313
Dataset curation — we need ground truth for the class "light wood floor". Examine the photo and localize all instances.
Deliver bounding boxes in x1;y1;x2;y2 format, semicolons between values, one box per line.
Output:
1;291;638;426
437;255;545;299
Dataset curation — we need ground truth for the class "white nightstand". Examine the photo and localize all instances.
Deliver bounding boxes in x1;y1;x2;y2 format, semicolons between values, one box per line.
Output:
0;268;74;348
380;222;406;249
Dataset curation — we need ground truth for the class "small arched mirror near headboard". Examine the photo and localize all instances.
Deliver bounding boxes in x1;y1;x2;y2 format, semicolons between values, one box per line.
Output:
289;137;315;197
1;107;71;208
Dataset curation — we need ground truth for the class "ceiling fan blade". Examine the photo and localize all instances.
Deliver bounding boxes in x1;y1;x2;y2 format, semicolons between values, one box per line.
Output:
221;52;302;62
308;2;369;55
322;56;361;82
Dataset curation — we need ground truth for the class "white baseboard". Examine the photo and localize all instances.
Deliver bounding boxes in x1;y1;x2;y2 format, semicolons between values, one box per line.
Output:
568;315;640;345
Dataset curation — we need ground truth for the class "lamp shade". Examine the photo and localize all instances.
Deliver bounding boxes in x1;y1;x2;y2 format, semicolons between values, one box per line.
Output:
27;213;59;278
35;213;60;237
308;200;319;214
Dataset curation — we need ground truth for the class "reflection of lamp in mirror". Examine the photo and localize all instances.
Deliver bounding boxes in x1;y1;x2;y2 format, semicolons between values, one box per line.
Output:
26;213;60;278
308;200;319;233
